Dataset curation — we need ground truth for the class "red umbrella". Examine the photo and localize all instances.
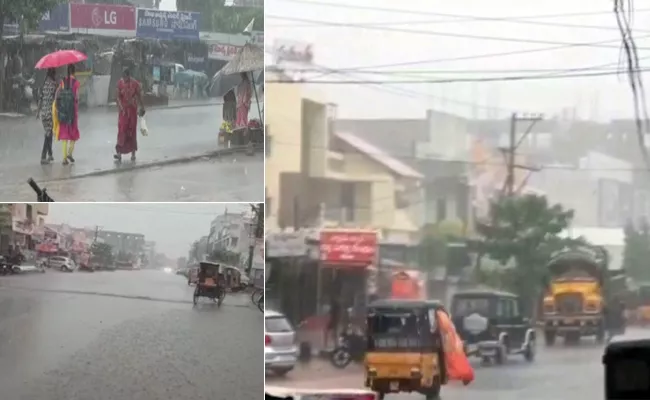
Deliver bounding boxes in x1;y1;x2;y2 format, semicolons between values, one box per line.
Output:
35;50;87;70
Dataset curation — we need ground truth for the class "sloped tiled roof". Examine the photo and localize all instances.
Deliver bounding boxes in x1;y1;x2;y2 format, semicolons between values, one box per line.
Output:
336;118;427;168
334;131;424;179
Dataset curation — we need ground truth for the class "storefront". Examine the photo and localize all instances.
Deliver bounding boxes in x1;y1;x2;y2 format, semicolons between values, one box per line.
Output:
12;217;35;250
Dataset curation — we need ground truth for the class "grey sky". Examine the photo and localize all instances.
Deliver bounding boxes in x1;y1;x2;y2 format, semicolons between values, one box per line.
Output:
267;0;649;120
46;203;248;258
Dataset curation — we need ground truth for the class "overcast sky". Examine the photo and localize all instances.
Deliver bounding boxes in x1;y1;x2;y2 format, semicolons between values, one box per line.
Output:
46;203;248;259
266;0;650;120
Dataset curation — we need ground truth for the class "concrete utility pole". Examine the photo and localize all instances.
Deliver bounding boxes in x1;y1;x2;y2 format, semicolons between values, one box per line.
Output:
504;112;544;196
92;226;102;246
246;203;264;276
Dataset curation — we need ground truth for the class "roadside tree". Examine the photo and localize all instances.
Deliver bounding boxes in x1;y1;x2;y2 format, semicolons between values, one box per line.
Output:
475;194;577;314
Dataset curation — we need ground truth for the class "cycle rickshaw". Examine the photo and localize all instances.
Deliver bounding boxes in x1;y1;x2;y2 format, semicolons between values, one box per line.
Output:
193;261;227;306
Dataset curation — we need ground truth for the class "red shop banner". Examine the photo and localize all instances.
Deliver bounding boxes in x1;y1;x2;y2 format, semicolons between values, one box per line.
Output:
208;43;241;61
70;3;136;37
319;230;378;265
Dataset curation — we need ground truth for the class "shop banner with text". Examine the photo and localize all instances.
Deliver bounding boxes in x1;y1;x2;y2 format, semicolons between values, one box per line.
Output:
136;9;199;41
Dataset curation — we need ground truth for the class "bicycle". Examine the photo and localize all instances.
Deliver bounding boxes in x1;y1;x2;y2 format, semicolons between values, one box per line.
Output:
251;286;263;305
257;294;264;312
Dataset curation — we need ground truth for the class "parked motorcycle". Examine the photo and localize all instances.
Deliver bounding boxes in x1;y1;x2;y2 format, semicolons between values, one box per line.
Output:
11;74;35;114
330;326;366;369
0;255;22;275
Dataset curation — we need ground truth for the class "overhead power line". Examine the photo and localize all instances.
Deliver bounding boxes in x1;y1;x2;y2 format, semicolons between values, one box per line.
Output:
274;0;650;21
303;34;650;72
272;0;650;33
267;66;650;84
267;15;650;51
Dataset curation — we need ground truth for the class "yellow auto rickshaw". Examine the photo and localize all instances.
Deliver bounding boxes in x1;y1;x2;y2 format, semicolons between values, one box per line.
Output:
365;299;448;400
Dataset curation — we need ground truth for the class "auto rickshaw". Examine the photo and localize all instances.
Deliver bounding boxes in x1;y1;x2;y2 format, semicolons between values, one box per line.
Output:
193;261;226;306
365;299;448;400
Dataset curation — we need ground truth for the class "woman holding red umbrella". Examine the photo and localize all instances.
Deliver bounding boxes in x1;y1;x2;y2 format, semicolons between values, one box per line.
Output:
35;49;86;166
54;64;81;165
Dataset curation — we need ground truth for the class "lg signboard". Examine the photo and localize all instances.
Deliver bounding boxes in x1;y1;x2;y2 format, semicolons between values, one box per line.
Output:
70;3;136;37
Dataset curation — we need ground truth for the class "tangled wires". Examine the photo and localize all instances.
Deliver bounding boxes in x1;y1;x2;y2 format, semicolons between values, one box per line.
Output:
614;0;650;168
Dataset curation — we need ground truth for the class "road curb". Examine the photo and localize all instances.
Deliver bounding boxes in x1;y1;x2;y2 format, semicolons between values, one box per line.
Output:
0;101;223;120
105;101;223;112
39;144;262;184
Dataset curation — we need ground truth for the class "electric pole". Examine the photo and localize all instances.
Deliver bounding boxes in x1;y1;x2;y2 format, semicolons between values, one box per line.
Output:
503;112;544;196
247;203;264;276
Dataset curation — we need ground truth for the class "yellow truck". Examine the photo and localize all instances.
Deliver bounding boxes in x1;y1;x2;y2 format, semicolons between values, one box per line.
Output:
541;245;612;345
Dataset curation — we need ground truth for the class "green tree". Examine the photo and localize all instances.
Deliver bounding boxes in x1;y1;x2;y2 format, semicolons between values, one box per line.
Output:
418;220;468;274
0;0;63;109
622;220;650;282
475;194;576;314
90;242;114;265
176;0;263;33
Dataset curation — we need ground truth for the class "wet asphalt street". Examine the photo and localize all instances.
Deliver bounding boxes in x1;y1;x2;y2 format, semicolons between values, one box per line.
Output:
268;337;606;400
0;105;225;184
2;153;264;202
0;270;263;400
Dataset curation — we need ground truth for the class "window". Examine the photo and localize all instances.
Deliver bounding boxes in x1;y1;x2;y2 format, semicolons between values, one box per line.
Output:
496;299;506;317
265;316;293;333
452;297;490;317
498;298;513;318
510;299;520;318
436;198;447;222
340;182;355;220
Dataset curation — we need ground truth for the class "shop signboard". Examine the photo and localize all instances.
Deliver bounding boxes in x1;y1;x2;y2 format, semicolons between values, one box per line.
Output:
2;22;19;36
12;218;34;236
39;3;70;33
208;43;241;61
136;9;199;41
319;230;377;265
266;231;307;258
70;3;136;37
185;53;207;71
273;39;314;64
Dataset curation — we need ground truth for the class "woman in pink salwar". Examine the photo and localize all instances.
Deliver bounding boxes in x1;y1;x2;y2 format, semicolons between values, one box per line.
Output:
235;72;252;128
55;64;81;166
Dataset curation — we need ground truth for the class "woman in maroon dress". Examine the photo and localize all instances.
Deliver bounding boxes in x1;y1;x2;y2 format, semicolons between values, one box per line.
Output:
115;67;145;162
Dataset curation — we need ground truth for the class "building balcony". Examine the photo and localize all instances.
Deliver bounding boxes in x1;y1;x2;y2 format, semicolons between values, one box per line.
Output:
316;204;373;228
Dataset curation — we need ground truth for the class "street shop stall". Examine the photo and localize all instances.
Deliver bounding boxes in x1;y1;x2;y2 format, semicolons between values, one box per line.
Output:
219;43;264;147
266;229;378;354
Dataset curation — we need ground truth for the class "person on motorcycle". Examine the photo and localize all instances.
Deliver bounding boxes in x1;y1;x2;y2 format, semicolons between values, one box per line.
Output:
325;297;341;350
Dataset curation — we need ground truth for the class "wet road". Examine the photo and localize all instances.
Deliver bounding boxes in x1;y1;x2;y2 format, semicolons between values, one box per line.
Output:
2;153;264;202
0;270;263;400
268;339;606;400
0;103;262;187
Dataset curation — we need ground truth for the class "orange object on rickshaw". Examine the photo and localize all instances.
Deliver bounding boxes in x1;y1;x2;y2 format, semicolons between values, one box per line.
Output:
636;284;650;326
192;261;227;306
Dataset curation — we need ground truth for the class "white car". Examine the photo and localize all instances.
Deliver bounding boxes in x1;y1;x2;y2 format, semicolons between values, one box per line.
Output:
265;309;298;376
48;256;76;272
13;264;46;274
266;386;378;400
